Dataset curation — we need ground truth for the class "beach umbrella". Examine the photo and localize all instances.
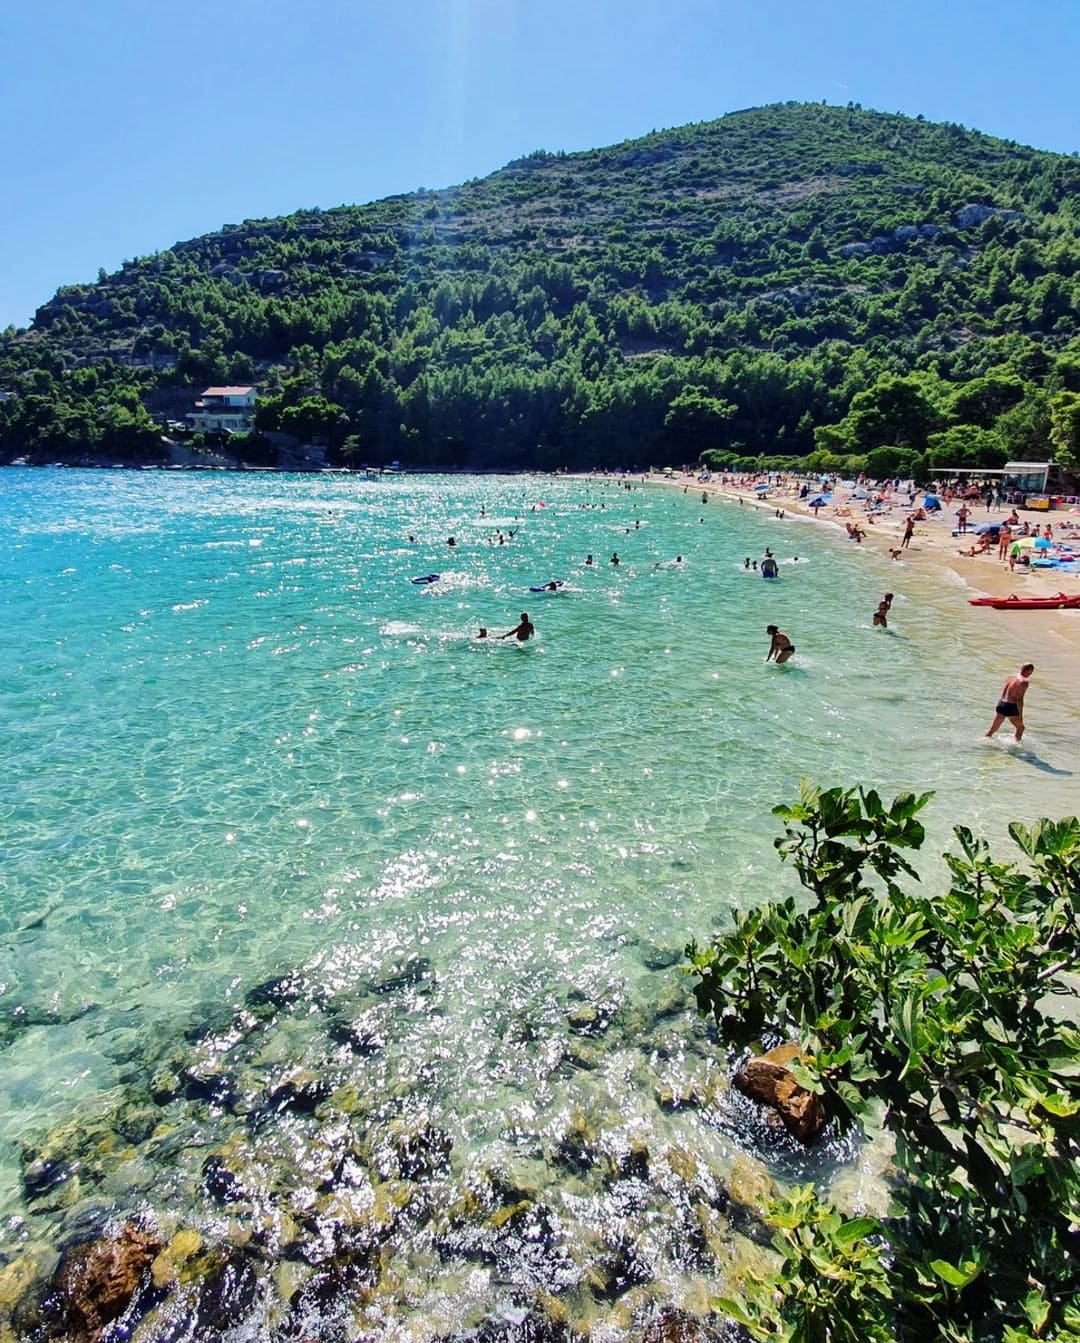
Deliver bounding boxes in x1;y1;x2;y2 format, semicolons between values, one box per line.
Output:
753;483;769;492
1013;536;1042;549
1033;536;1053;549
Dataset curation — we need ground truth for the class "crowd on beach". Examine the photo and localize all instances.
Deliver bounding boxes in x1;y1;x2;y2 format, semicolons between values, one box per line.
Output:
626;466;1077;743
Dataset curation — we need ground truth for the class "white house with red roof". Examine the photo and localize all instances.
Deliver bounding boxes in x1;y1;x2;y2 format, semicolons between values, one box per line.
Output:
187;386;256;434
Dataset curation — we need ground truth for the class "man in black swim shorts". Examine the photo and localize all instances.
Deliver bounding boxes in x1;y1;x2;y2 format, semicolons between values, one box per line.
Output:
986;663;1034;742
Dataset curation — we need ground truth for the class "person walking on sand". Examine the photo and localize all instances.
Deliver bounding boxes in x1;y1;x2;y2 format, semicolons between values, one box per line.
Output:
766;625;795;664
901;516;915;549
499;612;535;643
986;663;1035;742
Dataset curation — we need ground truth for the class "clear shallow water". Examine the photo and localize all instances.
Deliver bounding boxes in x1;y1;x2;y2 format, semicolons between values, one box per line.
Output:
1;468;1077;1335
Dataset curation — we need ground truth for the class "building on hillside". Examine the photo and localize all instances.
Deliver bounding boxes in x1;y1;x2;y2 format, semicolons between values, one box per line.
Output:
187;386;256;434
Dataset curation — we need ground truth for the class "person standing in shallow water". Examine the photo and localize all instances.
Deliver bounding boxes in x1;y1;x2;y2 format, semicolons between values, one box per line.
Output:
765;625;795;664
986;663;1035;742
499;612;535;642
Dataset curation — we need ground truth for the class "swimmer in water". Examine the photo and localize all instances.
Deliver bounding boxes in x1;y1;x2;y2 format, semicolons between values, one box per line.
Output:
499;612;535;643
585;554;594;565
477;627;488;639
744;557;751;569
611;552;620;565
766;625;795;664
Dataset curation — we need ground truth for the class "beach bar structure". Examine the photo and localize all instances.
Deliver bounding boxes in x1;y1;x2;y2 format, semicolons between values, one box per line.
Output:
934;461;1053;493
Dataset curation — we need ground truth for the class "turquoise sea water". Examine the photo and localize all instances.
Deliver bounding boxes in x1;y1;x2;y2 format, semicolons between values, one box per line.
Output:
2;468;1078;1334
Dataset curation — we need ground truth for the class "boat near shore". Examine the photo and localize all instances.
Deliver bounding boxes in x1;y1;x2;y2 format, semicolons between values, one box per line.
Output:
969;593;1080;610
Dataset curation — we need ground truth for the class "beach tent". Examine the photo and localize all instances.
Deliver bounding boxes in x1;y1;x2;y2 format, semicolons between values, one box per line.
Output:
753;484;769;493
809;494;832;507
975;523;1001;535
923;494;942;509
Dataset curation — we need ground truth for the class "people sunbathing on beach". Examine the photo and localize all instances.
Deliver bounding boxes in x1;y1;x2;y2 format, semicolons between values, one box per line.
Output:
959;536;992;557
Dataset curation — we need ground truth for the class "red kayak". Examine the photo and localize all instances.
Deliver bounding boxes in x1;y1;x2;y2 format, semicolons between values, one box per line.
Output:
969;593;1080;610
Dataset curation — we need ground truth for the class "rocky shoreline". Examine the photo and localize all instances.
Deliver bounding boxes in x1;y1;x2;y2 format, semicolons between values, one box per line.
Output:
0;943;884;1342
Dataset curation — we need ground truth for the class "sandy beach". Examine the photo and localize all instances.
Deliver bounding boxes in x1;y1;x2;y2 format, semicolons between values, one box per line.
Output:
637;470;1080;661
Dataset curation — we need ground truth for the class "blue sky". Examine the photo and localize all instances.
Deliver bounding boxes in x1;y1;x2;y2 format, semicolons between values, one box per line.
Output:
1;0;1077;330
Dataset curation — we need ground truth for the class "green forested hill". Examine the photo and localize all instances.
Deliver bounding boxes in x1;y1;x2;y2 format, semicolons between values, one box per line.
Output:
3;101;1080;473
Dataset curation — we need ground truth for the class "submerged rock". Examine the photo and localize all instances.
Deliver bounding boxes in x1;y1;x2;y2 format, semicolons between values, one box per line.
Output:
368;956;435;996
202;1155;248;1205
654;1070;723;1112
22;1155;74;1204
641;1308;722;1343
0;1243;57;1315
326;1013;386;1056
43;1220;162;1342
733;1044;825;1144
566;1000;619;1036
587;1231;653;1302
639;942;682;971
726;1154;776;1216
266;1069;332;1115
551;1110;600;1175
394;1122;453;1181
245;972;325;1015
185;1250;260;1336
150;1229;204;1289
